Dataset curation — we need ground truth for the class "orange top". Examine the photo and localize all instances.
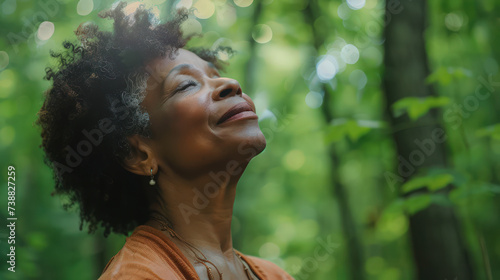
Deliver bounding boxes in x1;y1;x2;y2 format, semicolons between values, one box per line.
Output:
98;225;294;280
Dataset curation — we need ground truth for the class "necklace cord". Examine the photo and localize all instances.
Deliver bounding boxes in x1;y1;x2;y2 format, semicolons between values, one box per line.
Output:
149;212;256;280
149;213;226;279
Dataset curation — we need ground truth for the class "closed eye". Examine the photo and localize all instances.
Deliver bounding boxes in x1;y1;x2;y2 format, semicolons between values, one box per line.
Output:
175;80;197;93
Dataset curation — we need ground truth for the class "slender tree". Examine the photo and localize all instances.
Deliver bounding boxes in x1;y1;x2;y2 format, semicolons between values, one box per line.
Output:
383;0;474;279
244;0;263;96
304;2;366;280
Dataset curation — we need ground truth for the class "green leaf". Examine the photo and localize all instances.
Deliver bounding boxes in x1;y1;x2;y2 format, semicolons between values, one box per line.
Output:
392;97;418;118
408;102;430;120
324;119;380;144
426;67;472;85
392;96;450;121
345;120;371;141
324;122;347;144
401;176;430;193
426;67;453;85
425;96;451;107
449;182;500;201
428;174;453;191
404;194;432;215
476;123;500;140
402;173;454;193
451;67;472;79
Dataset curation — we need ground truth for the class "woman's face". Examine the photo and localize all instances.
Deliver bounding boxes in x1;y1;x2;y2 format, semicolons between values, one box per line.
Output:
142;49;266;175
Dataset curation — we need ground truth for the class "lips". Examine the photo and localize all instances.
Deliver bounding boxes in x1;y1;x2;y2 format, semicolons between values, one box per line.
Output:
217;102;256;125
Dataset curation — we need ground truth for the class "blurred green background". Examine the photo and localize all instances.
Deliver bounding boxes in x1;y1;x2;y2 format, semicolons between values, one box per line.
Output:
0;0;499;279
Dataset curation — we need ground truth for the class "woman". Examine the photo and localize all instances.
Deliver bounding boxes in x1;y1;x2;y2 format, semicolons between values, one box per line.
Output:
37;3;293;280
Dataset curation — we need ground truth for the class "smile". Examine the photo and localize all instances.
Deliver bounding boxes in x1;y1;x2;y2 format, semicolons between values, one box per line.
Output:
217;102;258;125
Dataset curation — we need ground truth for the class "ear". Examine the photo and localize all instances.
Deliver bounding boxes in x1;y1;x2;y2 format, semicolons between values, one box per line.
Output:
121;134;157;176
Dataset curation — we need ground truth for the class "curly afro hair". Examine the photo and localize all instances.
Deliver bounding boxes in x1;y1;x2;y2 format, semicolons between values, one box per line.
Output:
36;2;230;237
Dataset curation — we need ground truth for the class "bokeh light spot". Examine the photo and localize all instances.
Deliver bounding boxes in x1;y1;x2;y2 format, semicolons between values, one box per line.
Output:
149;0;167;4
378;212;408;241
341;44;359;64
150;6;161;18
0;126;15;147
123;2;141;15
216;4;236;27
445;12;464;31
483;57;499;74
305;91;323;108
259;242;280;258
275;221;295;242
181;17;202;35
347;0;365;10
218;52;230;61
2;0;16;15
262;44;301;70
349;69;367;89
194;0;215;19
297;219;319;238
316;55;338;81
37;21;55;41
337;3;351;19
283;150;305;171
252;24;272;44
234;0;253;7
0;70;15;98
176;0;193;9
0;51;9;71
285;256;303;274
77;0;93;16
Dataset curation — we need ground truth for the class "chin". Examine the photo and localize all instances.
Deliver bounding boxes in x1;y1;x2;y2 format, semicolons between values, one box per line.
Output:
251;131;267;154
232;128;266;163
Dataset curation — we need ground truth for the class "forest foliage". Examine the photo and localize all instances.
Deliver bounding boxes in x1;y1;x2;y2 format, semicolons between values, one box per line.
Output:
0;0;499;279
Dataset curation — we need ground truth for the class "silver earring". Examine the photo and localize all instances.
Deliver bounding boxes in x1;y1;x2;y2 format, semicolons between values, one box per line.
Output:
149;168;156;186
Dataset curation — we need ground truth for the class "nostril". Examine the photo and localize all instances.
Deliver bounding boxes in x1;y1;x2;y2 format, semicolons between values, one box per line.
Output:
220;88;233;98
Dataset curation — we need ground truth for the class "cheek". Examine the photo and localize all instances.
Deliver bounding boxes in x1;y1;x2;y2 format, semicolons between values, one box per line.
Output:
152;97;215;168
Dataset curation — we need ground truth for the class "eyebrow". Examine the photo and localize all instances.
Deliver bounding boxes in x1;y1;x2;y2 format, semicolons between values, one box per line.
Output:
163;62;219;82
164;64;193;81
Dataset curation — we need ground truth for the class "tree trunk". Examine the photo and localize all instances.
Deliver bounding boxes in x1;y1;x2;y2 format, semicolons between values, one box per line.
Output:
234;0;263;251
383;0;474;279
305;2;366;280
244;0;263;96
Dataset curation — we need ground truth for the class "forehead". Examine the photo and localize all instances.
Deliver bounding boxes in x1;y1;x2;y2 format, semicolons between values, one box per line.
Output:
147;48;214;79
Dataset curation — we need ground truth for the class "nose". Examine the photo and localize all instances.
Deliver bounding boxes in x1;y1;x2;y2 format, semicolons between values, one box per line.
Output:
211;78;242;101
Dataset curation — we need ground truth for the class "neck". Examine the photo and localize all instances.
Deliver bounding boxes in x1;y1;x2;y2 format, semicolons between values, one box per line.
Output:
146;162;248;256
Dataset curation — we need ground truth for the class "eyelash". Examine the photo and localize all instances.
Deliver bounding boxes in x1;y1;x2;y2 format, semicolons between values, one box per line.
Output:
175;80;197;93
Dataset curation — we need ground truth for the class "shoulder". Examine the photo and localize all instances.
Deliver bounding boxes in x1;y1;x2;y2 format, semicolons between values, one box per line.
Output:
98;254;180;280
242;254;295;280
98;225;196;280
98;244;181;280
